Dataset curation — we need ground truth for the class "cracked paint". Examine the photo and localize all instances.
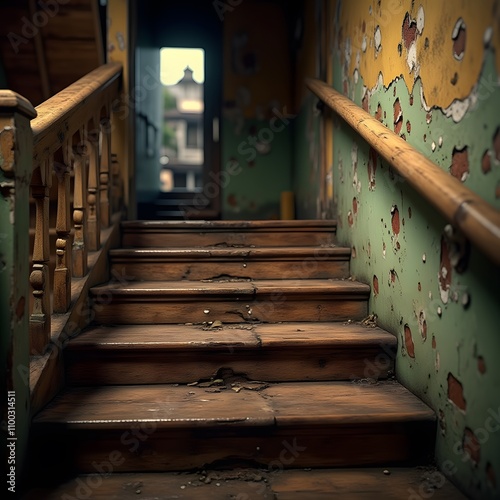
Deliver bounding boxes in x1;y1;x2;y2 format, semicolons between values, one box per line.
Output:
304;3;500;496
0;127;15;173
447;372;466;411
463;428;481;466
450;146;470;182
404;324;415;358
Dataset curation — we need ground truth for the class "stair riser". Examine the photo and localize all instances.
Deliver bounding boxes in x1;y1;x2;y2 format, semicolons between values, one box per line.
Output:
110;260;350;281
122;232;335;248
92;299;368;324
33;422;435;474
65;347;395;385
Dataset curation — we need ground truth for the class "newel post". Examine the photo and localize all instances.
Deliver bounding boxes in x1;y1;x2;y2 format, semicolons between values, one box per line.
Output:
0;91;37;484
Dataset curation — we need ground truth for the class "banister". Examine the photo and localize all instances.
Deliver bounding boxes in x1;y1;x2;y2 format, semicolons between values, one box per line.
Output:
32;62;122;161
306;77;500;267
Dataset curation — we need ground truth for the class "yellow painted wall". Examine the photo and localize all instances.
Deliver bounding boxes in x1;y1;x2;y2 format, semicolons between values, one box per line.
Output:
337;0;500;108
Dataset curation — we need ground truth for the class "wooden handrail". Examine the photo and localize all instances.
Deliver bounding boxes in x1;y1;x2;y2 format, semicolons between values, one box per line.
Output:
306;78;500;266
32;62;122;161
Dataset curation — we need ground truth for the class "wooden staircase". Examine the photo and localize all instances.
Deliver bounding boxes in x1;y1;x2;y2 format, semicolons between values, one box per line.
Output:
25;220;465;498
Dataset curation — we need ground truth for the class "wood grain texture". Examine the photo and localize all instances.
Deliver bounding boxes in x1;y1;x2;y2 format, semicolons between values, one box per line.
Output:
121;220;337;248
31;382;435;473
110;246;351;280
64;322;397;384
23;467;467;500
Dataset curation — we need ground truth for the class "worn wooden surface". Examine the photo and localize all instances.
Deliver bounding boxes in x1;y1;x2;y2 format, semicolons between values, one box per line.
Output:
121;220;337;247
23;467;467;499
90;279;370;324
110;246;351;280
26;219;448;495
65;322;397;384
31;382;435;472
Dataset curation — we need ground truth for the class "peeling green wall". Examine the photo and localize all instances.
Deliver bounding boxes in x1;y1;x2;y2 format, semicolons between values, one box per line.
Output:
328;1;500;498
222;1;293;219
293;93;322;219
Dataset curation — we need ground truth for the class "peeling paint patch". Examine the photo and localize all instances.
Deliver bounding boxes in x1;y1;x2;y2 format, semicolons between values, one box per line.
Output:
486;463;497;490
390;269;398;283
391;205;400;234
362;91;369;111
432;335;436;349
482;150;492;174
374;25;382;55
352;197;358;215
375;103;383;122
373;275;379;295
418;310;427;340
478;355;487;374
368;147;377;190
452;18;467;61
494;127;500;161
450;146;469;182
393;98;403;134
351;246;357;259
0;126;15;173
227;194;238;207
347;210;354;226
404;324;415;358
447;373;466;411
439;236;452;304
463;428;480;466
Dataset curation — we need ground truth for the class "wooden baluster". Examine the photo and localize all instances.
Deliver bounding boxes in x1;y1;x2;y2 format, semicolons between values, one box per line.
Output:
86;125;101;250
30;158;52;353
53;150;72;313
100;117;111;227
111;153;121;213
72;138;88;277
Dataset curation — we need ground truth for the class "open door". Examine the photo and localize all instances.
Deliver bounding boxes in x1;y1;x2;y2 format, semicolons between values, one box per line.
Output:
134;0;222;219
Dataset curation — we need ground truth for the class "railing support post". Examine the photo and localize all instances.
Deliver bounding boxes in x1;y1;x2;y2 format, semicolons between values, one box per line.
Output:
0;91;36;480
30;158;52;353
72;137;88;278
53;149;72;313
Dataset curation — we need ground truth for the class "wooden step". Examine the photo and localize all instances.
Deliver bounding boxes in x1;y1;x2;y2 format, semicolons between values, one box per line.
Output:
109;246;351;281
30;381;436;474
121;220;336;248
65;322;397;385
23;467;467;499
90;279;370;324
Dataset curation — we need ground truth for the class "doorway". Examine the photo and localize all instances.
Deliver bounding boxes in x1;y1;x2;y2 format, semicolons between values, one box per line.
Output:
134;0;222;220
159;47;205;194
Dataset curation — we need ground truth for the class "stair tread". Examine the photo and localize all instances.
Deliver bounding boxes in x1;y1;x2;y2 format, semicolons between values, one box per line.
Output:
90;278;370;296
23;467;466;499
33;381;434;429
67;322;395;351
121;219;337;231
110;245;351;260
